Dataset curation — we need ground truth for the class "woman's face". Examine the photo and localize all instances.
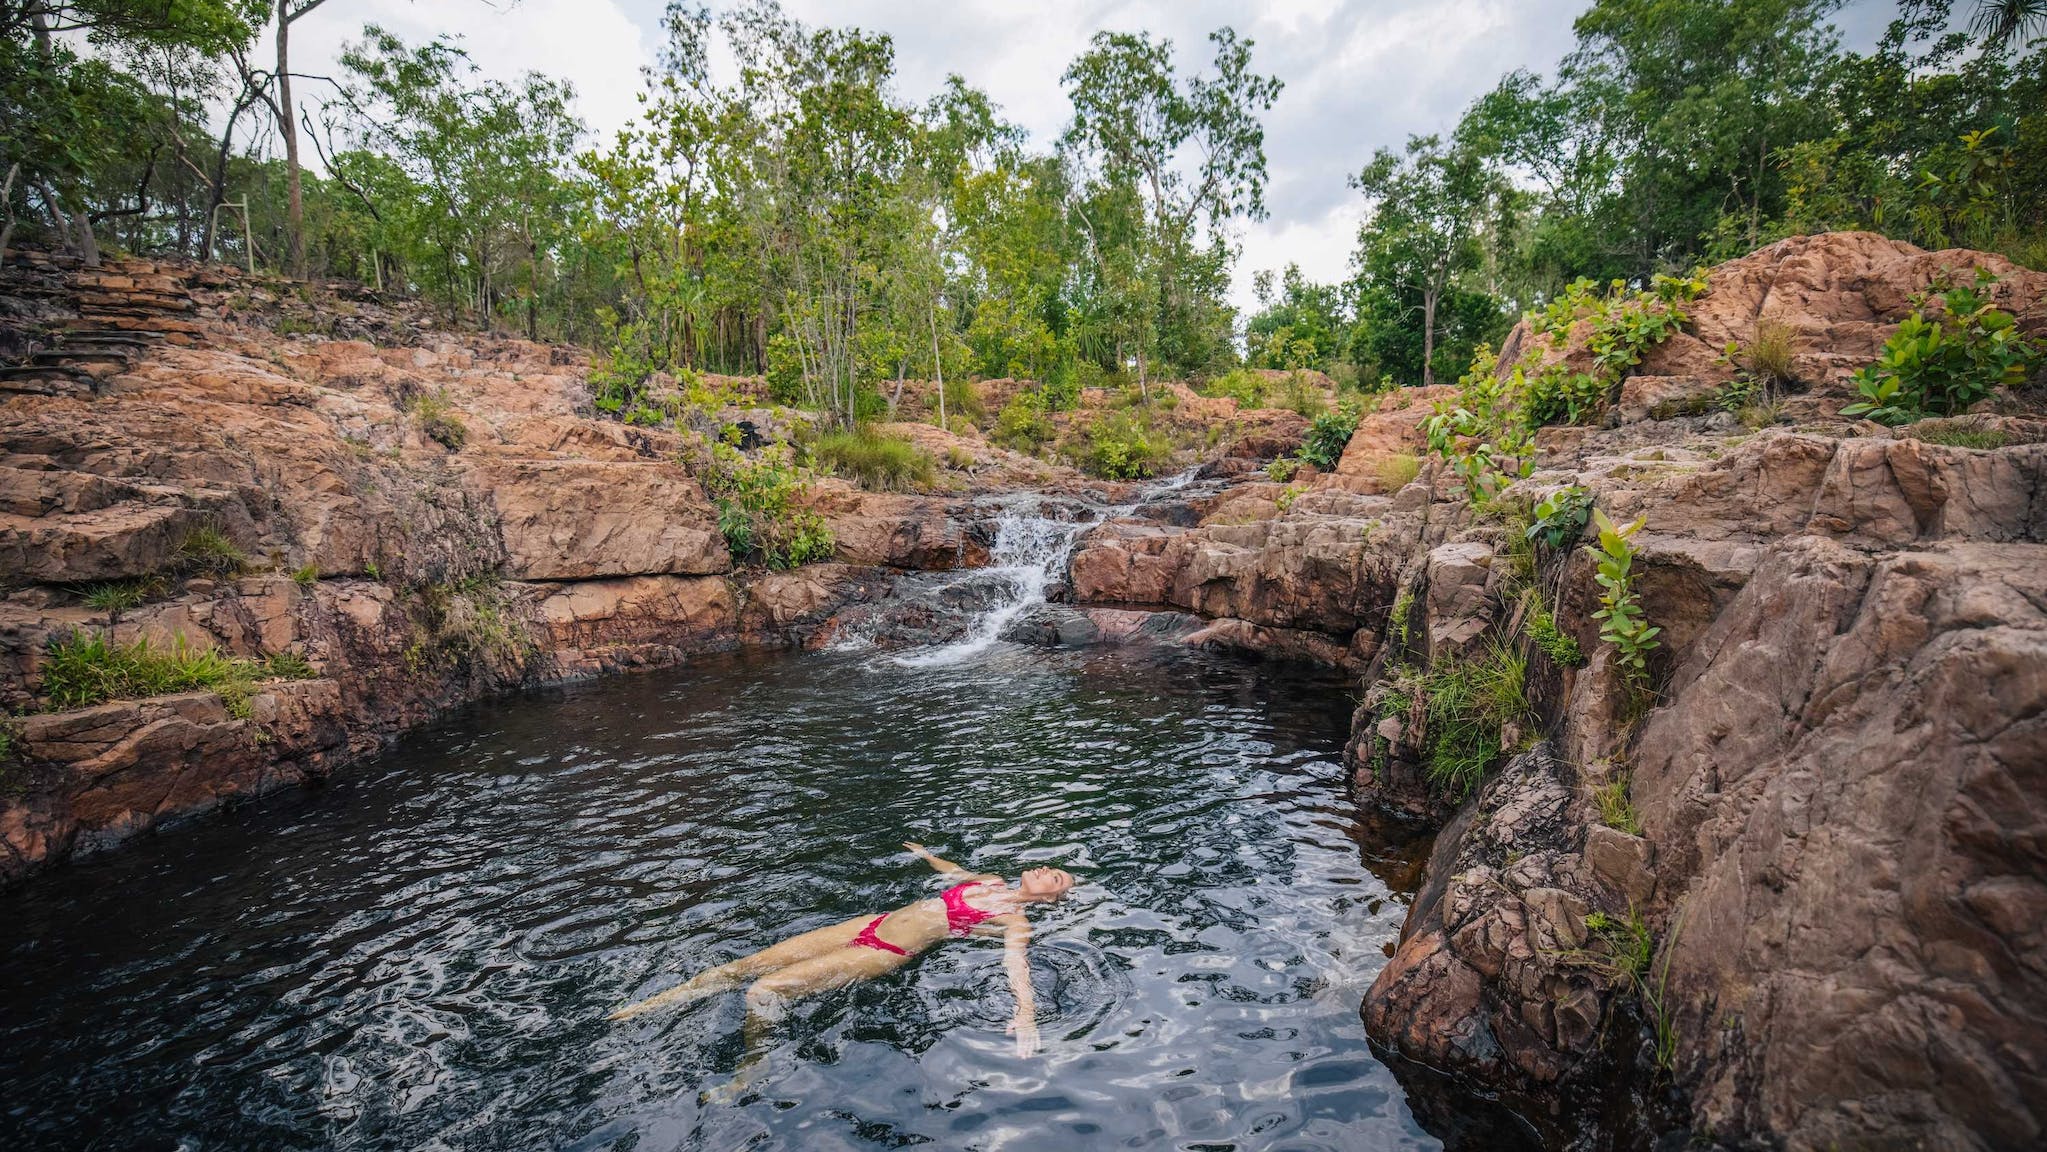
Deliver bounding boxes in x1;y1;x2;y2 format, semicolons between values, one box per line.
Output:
1018;867;1075;900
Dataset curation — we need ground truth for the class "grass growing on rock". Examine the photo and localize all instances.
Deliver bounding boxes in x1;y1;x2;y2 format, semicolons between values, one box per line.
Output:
39;631;315;715
1419;640;1533;798
176;527;248;577
812;427;935;492
1906;420;2008;450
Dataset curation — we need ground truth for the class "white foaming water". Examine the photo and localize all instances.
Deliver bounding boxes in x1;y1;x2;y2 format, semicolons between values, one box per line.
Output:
893;472;1195;668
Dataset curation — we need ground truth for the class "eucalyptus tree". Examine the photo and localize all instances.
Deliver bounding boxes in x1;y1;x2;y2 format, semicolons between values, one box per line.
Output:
1059;26;1281;383
1350;134;1501;387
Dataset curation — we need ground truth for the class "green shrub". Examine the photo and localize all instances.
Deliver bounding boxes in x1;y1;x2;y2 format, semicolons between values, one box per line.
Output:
1529;608;1585;667
1199;368;1270;408
176;527;247;577
1907;419;2008;449
1587;509;1660;687
1265;457;1302;482
1280;370;1325;417
1420;640;1532;798
39;630;280;712
1526;485;1594;550
1069;411;1170;479
696;443;836;569
993;391;1055;452
1297;401;1361;468
1844;271;2040;425
1275;484;1304;512
812;428;936;493
407;391;468;450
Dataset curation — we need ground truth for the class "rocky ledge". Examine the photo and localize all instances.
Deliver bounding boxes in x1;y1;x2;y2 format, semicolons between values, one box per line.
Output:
1067;232;2047;1150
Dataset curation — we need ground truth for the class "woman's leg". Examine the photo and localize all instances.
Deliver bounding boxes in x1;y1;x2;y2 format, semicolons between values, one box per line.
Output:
721;947;915;1097
610;914;882;1021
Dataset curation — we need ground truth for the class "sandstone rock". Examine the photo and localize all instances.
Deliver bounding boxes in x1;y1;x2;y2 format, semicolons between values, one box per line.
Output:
470;458;729;579
1424;540;1495;659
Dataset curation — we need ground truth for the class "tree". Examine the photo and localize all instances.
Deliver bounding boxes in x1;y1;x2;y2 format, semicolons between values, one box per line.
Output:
1060;27;1281;384
1350;134;1499;386
273;0;331;278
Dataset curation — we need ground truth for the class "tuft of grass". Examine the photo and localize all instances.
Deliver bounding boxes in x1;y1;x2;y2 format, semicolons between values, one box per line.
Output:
1908;420;2008;450
39;630;280;713
1583;909;1654;983
1420;640;1532;798
176;527;248;577
291;563;319;588
81;577;168;619
1737;402;1781;430
265;651;316;679
944;445;975;470
1378;453;1421;491
407;390;469;451
812;427;936;492
1747;320;1798;388
1265;456;1302;482
1594;776;1643;835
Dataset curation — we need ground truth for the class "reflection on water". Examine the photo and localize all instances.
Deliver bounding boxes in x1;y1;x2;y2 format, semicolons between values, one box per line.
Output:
0;644;1439;1151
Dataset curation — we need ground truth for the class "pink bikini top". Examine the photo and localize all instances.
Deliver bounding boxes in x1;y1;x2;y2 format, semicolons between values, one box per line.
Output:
942;880;1001;935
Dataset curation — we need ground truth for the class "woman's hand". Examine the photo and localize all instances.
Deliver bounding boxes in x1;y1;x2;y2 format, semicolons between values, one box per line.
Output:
905;842;964;873
1007;1011;1040;1058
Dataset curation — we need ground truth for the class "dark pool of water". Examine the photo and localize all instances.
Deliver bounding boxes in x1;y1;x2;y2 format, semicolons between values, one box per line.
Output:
0;644;1441;1151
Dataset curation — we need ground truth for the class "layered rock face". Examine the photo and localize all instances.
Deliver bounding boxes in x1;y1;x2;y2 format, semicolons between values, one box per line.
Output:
1065;232;2047;1150
0;255;1040;885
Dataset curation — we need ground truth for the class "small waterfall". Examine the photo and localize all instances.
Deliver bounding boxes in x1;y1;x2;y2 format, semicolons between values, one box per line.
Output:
892;472;1195;667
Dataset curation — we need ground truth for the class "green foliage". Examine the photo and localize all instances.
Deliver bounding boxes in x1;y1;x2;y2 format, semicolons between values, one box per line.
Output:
1526;485;1594;550
406;390;469;450
1907;420;2009;449
39;630;290;713
1419;640;1532;798
812;428;936;493
1529;607;1585;668
1265;457;1302;482
1275;484;1305;513
1586;509;1660;687
401;577;531;674
1593;775;1643;835
1843;271;2040;425
81;577;168;619
1199;368;1272;408
1582;909;1653;984
993;390;1056;452
176;527;248;577
695;443;836;570
1068;411;1171;479
1296;401;1362;468
292;564;319;588
265;651;317;680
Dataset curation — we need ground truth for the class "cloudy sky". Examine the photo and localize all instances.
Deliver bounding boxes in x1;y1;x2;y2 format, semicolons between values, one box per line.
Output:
284;0;1902;313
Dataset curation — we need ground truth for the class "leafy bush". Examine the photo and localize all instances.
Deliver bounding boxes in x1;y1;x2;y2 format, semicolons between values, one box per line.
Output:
812;428;935;492
1529;608;1585;667
1069;411;1171;479
1280;370;1325;417
1844;271;2040;425
1265;457;1302;482
1297;401;1361;468
1424;344;1537;502
1526;485;1594;549
40;630;281;713
1586;509;1660;687
1199;368;1270;408
696;443;835;569
176;527;247;577
993;391;1055;452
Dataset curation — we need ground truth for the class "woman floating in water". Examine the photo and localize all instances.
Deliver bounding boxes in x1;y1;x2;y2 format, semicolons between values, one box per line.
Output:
611;843;1075;1058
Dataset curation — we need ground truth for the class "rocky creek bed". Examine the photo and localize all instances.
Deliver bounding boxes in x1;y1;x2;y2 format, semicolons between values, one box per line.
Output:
4;232;2046;1150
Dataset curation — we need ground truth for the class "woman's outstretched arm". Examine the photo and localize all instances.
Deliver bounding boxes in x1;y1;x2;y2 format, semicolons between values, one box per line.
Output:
1001;916;1038;1057
904;841;966;874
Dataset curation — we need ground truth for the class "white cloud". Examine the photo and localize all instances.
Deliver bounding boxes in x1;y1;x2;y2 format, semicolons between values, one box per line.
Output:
288;0;653;146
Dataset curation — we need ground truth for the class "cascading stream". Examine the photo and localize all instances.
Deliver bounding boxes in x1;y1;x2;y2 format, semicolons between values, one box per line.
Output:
889;472;1196;667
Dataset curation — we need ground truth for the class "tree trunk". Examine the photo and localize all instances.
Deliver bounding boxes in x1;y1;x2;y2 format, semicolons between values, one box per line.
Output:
1421;285;1440;388
277;10;306;278
930;300;945;431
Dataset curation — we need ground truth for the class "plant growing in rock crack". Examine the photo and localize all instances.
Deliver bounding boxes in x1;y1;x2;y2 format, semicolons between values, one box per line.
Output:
1417;639;1533;798
1593;772;1643;835
176;527;248;577
38;630;309;715
1843;269;2040;425
1526;485;1594;550
81;577;168;622
1586;509;1659;688
1527;602;1585;668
